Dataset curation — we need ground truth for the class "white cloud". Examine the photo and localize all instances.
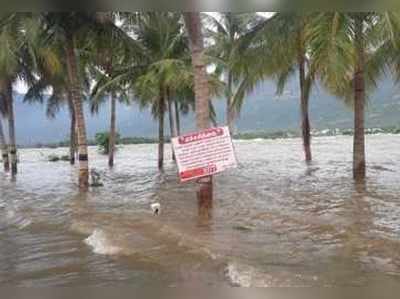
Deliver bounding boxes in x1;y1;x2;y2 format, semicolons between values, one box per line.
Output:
14;80;28;94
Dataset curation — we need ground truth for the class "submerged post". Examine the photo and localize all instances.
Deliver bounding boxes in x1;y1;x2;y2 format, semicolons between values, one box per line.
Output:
183;12;213;222
197;176;213;223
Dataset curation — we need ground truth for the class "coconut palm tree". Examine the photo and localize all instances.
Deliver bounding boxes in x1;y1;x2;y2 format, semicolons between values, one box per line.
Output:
88;12;142;168
40;12;127;188
103;12;221;171
309;12;400;181
253;13;316;162
89;68;131;167
206;13;265;135
21;21;79;164
184;12;213;219
126;12;193;171
88;15;144;168
35;13;90;188
134;58;194;170
0;79;17;177
0;13;39;177
0;15;19;177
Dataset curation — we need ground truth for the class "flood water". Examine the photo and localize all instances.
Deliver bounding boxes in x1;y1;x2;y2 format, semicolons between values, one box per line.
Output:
1;135;400;287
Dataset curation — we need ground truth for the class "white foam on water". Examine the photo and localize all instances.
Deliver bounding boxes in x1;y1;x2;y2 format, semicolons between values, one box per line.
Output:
224;263;253;287
225;262;323;287
5;209;32;230
84;229;122;255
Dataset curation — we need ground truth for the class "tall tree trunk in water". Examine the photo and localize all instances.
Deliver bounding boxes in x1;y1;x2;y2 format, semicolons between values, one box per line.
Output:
353;16;366;181
227;71;236;134
298;35;312;162
67;95;76;165
108;93;116;168
158;93;165;171
184;12;213;222
0;117;9;172
167;92;177;161
65;36;89;190
5;80;17;177
174;99;181;136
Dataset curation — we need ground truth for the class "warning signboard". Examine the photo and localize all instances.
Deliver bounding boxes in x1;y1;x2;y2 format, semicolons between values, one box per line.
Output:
172;127;237;182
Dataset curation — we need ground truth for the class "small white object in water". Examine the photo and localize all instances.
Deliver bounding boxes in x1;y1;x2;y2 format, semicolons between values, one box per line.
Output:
151;203;161;215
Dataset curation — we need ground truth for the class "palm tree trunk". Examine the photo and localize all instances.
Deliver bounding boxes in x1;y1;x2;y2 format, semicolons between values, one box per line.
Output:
227;103;235;134
5;80;17;177
108;93;116;168
227;71;236;134
167;91;177;161
0;117;9;172
158;93;165;171
298;43;312;162
75;123;79;157
184;12;213;222
353;17;366;181
174;99;181;136
67;95;76;165
65;36;89;190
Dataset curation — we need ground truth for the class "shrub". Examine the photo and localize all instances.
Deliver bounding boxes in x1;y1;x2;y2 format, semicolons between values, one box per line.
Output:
60;155;70;161
95;132;120;155
48;154;60;162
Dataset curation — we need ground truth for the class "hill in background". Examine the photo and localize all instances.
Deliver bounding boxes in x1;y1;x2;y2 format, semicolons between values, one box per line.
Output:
4;76;400;146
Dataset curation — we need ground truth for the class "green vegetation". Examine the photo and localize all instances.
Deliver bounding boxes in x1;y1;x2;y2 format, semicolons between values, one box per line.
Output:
26;126;400;150
95;132;121;154
48;154;60;162
119;137;160;144
234;131;299;140
48;154;70;162
234;127;400;140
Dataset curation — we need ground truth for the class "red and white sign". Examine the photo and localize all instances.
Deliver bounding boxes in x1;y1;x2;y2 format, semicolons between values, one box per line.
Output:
172;126;237;182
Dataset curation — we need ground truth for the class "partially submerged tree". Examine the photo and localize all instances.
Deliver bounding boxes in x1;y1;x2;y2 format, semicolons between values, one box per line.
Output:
0;115;9;172
89;59;132;169
0;13;40;177
0;81;9;172
128;12;193;171
254;13;316;162
309;12;400;181
184;12;213;221
89;12;142;168
40;13;128;188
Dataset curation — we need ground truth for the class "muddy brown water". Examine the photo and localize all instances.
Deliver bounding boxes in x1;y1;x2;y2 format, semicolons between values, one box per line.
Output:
1;135;400;287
